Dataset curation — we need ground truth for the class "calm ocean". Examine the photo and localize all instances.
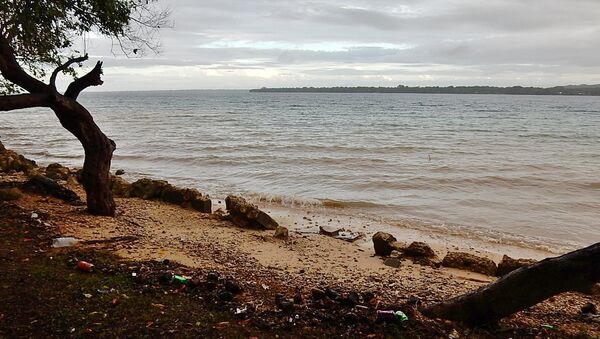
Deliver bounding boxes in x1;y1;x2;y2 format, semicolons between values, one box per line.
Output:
1;90;598;252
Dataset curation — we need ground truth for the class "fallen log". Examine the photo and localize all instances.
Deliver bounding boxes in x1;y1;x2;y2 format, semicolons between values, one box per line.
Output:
420;242;600;325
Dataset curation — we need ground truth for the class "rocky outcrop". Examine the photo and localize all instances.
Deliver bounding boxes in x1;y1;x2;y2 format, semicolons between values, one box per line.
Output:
442;252;497;276
0;140;36;173
45;163;71;181
129;178;211;213
130;178;170;200
372;232;400;256
22;175;83;205
225;195;278;230
405;241;437;259
189;194;212;213
111;176;132;197
496;255;537;276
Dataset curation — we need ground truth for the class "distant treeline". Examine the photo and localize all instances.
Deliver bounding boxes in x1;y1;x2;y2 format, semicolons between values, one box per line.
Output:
250;84;600;96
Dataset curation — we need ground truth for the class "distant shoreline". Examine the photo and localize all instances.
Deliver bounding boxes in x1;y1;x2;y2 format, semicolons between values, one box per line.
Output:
250;84;600;96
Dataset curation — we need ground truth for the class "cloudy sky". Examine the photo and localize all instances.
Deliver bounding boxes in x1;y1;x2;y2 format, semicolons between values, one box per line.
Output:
82;0;600;91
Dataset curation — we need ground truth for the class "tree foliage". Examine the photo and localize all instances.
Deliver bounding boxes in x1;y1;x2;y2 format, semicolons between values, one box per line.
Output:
0;0;168;93
0;0;168;216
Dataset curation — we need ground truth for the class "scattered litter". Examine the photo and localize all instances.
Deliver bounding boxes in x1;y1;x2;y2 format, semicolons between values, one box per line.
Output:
335;231;363;242
235;306;247;315
77;261;94;272
261;284;269;290
377;310;409;327
172;275;188;285
82;293;92;299
541;324;555;330
52;237;79;248
31;212;38;219
319;226;362;242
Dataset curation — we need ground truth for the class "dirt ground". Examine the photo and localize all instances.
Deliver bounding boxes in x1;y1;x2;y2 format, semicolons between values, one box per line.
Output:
1;183;599;338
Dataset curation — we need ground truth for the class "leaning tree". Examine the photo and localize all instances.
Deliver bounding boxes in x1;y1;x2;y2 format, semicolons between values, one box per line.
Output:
0;0;168;215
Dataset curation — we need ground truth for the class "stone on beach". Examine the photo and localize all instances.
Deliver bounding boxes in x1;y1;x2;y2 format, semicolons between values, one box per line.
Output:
405;241;437;259
111;176;133;197
372;232;402;256
496;255;537;276
442;251;497;276
22;175;83;205
45;163;70;181
130;178;170;200
129;178;211;213
274;226;289;239
225;195;278;230
383;257;401;268
0;140;36;173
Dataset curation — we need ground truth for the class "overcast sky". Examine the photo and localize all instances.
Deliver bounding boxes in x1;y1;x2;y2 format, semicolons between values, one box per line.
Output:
80;0;600;91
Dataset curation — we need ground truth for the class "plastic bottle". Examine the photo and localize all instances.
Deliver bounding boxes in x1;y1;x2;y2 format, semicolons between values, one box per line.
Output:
172;275;188;284
52;237;79;248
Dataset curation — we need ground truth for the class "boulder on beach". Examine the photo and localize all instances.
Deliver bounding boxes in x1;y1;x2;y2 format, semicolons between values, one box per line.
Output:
22;175;83;205
383;257;401;268
111;176;132;197
225;195;278;230
130;178;170;200
442;251;497;276
496;255;537;276
372;232;398;256
405;241;437;259
189;194;212;213
45;163;71;181
129;178;212;213
0;141;37;173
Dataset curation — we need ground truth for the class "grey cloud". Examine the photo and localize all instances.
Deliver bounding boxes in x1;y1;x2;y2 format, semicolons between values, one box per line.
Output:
82;0;600;89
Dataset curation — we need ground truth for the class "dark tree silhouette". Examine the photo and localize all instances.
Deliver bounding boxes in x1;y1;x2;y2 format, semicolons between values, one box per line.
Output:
421;243;600;325
0;1;169;215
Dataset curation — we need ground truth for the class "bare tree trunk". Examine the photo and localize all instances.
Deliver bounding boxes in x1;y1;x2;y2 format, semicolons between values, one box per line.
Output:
420;242;600;325
1;32;117;216
50;96;116;216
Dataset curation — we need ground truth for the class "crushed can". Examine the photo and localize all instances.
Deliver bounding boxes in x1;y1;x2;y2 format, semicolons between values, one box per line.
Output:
377;310;409;327
77;260;94;272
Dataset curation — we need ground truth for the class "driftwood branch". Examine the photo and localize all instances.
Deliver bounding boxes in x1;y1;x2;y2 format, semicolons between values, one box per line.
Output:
49;54;89;88
0;93;50;111
420;242;600;325
64;61;104;99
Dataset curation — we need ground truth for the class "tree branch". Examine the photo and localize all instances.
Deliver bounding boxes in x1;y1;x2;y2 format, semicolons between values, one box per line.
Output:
0;93;50;111
49;54;89;88
0;34;49;93
420;242;600;325
64;61;104;100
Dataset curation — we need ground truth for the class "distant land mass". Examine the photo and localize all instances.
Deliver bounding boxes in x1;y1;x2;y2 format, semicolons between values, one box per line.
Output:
250;84;600;96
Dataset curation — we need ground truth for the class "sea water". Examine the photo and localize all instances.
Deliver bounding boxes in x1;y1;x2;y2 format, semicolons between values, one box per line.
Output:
1;90;598;252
